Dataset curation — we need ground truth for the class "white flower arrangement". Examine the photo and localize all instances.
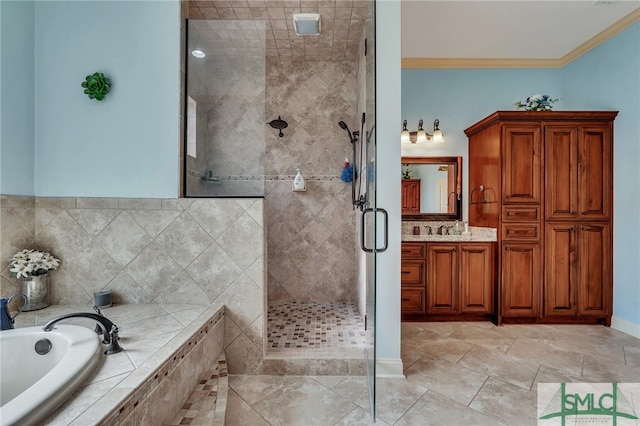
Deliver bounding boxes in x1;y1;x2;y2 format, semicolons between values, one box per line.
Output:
10;249;60;279
514;94;559;111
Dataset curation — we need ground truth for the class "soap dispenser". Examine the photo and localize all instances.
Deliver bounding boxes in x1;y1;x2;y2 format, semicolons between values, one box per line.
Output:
292;168;306;192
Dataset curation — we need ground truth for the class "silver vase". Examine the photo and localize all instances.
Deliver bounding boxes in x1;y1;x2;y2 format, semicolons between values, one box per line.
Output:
21;274;51;311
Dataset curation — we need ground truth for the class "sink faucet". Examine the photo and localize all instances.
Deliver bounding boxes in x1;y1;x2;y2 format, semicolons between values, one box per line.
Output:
43;312;124;355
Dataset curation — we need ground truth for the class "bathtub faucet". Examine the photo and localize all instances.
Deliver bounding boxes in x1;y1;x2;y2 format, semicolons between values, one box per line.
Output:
43;312;124;355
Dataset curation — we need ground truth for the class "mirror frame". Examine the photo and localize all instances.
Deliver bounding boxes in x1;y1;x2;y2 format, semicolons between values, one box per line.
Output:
401;156;462;221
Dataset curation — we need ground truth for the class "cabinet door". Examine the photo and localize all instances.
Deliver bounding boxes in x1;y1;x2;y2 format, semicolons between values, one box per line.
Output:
544;223;577;316
545;126;579;220
401;289;426;314
401;180;421;213
501;242;540;317
459;243;493;314
579;125;612;221
503;126;541;204
426;244;458;314
578;223;611;316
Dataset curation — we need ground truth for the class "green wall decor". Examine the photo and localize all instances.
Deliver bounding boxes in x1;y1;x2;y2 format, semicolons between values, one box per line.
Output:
81;72;111;101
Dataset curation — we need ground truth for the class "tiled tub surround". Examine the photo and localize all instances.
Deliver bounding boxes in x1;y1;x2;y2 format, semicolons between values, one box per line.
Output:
11;304;224;425
0;196;266;375
401;221;497;242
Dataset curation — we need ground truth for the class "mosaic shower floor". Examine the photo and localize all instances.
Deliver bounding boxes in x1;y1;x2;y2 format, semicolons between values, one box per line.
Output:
266;302;367;352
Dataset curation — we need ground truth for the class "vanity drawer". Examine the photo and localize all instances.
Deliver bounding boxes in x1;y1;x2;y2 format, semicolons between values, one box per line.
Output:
401;261;425;286
502;223;541;240
401;242;426;260
401;289;425;314
502;206;540;222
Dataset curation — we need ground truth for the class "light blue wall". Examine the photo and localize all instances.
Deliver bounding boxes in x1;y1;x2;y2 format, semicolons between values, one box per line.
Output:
402;23;640;328
563;23;640;327
376;0;403;367
1;1;35;195
33;1;180;198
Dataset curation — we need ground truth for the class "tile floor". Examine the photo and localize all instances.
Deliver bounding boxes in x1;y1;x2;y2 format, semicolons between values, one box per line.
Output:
267;302;366;351
226;321;640;425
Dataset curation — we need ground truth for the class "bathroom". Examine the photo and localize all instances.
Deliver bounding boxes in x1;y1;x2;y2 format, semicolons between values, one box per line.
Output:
1;0;375;423
2;0;640;424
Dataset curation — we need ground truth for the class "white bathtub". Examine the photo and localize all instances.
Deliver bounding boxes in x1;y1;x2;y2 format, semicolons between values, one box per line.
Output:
0;325;102;426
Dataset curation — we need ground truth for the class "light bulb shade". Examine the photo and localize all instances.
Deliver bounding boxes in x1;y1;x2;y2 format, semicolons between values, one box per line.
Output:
431;130;445;144
401;120;411;143
416;119;427;143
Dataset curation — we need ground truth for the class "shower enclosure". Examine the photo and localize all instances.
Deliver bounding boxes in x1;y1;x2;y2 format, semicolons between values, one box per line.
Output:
184;2;377;418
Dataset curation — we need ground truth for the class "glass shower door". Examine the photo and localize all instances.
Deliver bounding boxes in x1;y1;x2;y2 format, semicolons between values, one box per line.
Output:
361;0;379;420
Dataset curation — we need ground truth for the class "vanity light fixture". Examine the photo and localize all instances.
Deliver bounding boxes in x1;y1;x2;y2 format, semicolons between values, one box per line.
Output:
400;119;446;144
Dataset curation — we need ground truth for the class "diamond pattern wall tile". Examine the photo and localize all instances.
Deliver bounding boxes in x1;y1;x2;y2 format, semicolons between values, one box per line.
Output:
186;241;244;301
215;273;262;330
129;209;182;238
125;241;183;300
187;199;247;239
96;211;153;267
153;271;211;304
67;209;120;236
216;212;263;270
106;271;153;304
155;211;213;268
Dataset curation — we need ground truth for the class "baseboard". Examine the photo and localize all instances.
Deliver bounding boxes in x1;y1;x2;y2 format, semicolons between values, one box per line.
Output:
376;358;405;379
611;316;640;339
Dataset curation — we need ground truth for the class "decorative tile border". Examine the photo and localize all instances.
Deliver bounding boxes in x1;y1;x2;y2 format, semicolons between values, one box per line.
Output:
98;308;224;425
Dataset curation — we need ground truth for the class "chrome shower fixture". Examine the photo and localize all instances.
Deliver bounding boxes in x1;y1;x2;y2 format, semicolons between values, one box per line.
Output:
267;116;288;137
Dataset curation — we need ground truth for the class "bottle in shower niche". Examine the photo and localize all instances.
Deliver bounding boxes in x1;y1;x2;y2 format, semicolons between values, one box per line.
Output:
292;168;306;192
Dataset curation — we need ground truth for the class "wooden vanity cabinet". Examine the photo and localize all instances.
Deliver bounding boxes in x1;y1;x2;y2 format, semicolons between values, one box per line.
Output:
401;179;421;214
401;241;495;321
465;111;616;325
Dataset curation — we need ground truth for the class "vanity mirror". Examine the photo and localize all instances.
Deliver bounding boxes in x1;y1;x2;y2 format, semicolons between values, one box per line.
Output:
401;156;462;221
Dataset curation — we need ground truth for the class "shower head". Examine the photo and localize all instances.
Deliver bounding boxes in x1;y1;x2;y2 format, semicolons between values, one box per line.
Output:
338;120;355;143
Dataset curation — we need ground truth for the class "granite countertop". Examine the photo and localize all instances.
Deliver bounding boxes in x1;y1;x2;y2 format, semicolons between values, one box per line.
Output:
402;221;497;242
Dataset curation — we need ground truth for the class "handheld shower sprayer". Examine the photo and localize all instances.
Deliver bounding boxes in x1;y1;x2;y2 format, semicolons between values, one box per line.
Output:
338;120;358;144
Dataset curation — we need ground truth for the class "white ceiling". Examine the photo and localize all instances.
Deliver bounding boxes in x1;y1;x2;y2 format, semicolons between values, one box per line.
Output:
402;0;640;59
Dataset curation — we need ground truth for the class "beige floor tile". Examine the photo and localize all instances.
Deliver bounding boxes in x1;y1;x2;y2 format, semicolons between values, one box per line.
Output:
224;389;270;426
251;377;357;426
469;377;537;426
404;335;474;364
396;390;507;426
373;378;429;425
405;353;488;405
507;338;584;377
334;406;388;425
459;345;540;390
582;354;640;382
228;374;301;405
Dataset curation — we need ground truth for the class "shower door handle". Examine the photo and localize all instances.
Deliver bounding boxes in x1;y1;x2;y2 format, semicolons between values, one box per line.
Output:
360;208;388;253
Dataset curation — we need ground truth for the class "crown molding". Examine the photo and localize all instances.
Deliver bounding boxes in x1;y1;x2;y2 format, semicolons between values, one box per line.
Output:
402;7;640;69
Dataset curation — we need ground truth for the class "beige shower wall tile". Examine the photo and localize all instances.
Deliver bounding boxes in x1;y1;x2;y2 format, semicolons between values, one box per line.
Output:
156;211;213;268
153;271;211;304
188;198;247;239
215;273;262;331
226;333;264;374
217;212;263;270
186;241;243;301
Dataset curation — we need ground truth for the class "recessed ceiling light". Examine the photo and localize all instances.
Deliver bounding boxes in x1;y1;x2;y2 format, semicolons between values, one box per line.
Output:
191;49;206;58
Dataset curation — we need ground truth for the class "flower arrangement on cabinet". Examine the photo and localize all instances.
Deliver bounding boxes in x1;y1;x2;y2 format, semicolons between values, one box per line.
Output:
514;94;559;111
9;249;60;279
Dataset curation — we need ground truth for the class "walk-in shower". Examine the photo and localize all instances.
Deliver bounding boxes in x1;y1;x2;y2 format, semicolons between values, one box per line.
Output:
184;14;368;362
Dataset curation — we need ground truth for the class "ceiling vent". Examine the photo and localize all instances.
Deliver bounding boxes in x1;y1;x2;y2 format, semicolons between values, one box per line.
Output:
293;13;321;36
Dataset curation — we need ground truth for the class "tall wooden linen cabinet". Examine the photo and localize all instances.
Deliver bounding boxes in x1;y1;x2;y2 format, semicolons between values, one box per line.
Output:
465;111;617;325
